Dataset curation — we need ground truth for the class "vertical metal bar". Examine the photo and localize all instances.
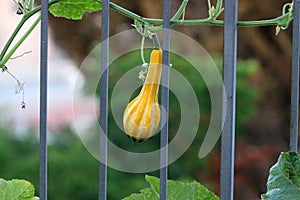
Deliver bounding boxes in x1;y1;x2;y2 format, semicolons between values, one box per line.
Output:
290;0;300;152
220;1;238;200
160;0;170;199
99;0;109;200
40;0;48;199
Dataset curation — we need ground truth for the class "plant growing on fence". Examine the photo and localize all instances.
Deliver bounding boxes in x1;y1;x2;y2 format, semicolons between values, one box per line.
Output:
0;0;294;83
122;152;300;200
0;0;299;199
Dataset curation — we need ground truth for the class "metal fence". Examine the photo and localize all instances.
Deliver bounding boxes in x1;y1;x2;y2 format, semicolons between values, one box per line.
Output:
38;0;300;200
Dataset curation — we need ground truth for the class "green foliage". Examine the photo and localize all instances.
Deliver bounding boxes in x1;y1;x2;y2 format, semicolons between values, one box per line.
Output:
0;52;259;199
261;152;300;200
49;0;102;20
0;128;149;200
123;175;219;200
0;178;35;200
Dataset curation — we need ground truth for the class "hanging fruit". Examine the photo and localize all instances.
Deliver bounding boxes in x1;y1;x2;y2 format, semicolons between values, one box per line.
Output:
123;49;162;142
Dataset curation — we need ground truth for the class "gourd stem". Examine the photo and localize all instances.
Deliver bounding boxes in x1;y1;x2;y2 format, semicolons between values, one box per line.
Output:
152;34;160;49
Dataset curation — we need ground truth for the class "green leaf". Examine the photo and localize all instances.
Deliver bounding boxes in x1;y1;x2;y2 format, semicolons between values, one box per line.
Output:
49;0;102;20
261;152;300;200
0;179;35;200
123;175;219;200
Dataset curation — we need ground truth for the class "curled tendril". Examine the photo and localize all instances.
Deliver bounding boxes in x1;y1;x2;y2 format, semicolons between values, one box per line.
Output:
133;20;161;82
15;81;26;109
276;2;293;35
2;65;26;109
138;36;148;82
138;63;149;82
10;51;32;60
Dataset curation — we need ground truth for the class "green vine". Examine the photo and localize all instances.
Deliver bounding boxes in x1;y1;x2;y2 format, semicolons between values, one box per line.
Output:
0;0;295;70
0;0;293;108
0;0;57;68
111;0;293;30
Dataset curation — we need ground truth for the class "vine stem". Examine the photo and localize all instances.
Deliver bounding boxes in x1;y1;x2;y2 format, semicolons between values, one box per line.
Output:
152;34;161;49
0;16;41;67
147;13;289;26
0;6;40;62
216;0;223;14
109;1;291;27
0;0;293;69
29;0;35;10
0;0;57;68
109;2;148;24
171;0;189;21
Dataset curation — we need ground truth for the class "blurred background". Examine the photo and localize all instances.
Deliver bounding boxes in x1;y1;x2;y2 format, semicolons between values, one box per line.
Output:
0;0;297;199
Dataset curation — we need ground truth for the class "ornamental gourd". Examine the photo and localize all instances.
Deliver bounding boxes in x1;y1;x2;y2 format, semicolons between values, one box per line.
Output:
123;49;162;142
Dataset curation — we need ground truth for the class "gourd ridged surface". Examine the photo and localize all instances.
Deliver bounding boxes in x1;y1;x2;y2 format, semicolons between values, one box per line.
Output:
123;49;162;141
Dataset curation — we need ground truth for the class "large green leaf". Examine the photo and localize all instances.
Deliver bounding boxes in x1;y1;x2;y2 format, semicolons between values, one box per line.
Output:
49;0;102;20
261;152;300;200
123;175;219;200
0;179;35;200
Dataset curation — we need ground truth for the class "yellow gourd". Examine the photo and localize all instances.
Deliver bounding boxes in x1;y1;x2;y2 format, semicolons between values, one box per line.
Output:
123;49;162;142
